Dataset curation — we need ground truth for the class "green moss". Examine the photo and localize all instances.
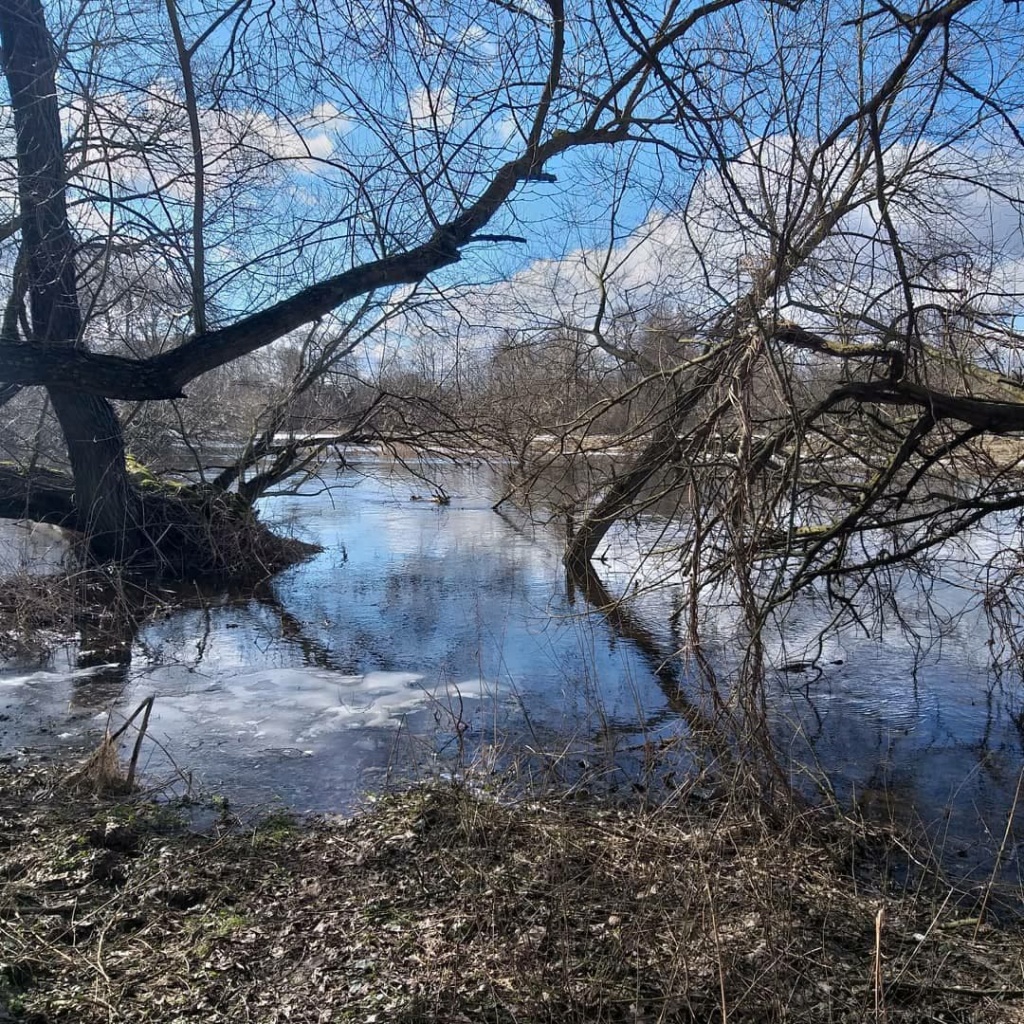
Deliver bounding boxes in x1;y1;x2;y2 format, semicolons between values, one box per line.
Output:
125;454;187;493
792;524;830;537
212;911;248;936
252;809;299;847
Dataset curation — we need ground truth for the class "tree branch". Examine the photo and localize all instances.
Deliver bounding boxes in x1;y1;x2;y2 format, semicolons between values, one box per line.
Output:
0;127;627;399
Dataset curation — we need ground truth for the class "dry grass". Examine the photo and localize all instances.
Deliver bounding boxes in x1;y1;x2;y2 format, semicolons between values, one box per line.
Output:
0;510;313;657
0;570;89;657
134;485;320;578
0;569;168;660
1;762;1022;1023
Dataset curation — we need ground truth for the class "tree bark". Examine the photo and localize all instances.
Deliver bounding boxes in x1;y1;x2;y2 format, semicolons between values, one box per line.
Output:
564;350;728;572
46;389;141;559
0;0;140;560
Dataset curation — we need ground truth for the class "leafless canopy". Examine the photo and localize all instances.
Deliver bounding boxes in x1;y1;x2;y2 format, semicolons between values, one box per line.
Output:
0;0;1022;605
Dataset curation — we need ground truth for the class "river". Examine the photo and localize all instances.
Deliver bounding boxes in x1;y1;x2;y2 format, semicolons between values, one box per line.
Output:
1;454;1022;886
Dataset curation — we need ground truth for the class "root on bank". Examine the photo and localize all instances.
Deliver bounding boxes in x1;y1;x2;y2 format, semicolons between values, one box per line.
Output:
133;484;318;578
0;458;320;582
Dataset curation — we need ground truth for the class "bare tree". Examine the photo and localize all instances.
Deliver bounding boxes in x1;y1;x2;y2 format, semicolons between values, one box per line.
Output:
2;0;1022;607
550;0;1024;605
0;0;760;571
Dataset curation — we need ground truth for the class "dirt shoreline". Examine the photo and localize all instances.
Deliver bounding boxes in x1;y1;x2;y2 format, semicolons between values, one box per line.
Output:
1;759;1022;1023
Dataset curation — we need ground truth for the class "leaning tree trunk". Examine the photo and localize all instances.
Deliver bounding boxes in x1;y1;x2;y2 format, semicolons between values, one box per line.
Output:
0;0;141;561
564;349;728;574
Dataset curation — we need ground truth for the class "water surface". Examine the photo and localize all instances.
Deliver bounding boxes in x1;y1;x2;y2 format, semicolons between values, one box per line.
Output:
1;457;1022;887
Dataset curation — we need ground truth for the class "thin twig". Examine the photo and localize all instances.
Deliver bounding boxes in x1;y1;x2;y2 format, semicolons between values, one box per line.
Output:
973;765;1024;938
874;906;886;1022
126;696;155;788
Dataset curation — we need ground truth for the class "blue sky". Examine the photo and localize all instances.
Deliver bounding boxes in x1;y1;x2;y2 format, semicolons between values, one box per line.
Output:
2;0;1022;372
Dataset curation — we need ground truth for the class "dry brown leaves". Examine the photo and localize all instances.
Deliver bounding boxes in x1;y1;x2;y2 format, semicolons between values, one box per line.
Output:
1;764;1022;1023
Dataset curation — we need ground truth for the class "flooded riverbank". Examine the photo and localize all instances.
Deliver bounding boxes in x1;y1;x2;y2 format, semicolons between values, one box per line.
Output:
8;761;1023;1024
1;455;1022;883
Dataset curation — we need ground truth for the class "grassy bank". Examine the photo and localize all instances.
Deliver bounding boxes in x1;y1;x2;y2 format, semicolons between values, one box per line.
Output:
1;762;1022;1024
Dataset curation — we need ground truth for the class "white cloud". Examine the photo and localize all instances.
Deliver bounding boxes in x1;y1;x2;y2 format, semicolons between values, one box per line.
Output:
63;84;345;217
408;87;456;132
374;132;1024;371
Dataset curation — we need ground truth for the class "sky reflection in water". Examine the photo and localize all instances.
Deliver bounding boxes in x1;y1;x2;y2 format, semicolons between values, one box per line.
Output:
1;458;1022;881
